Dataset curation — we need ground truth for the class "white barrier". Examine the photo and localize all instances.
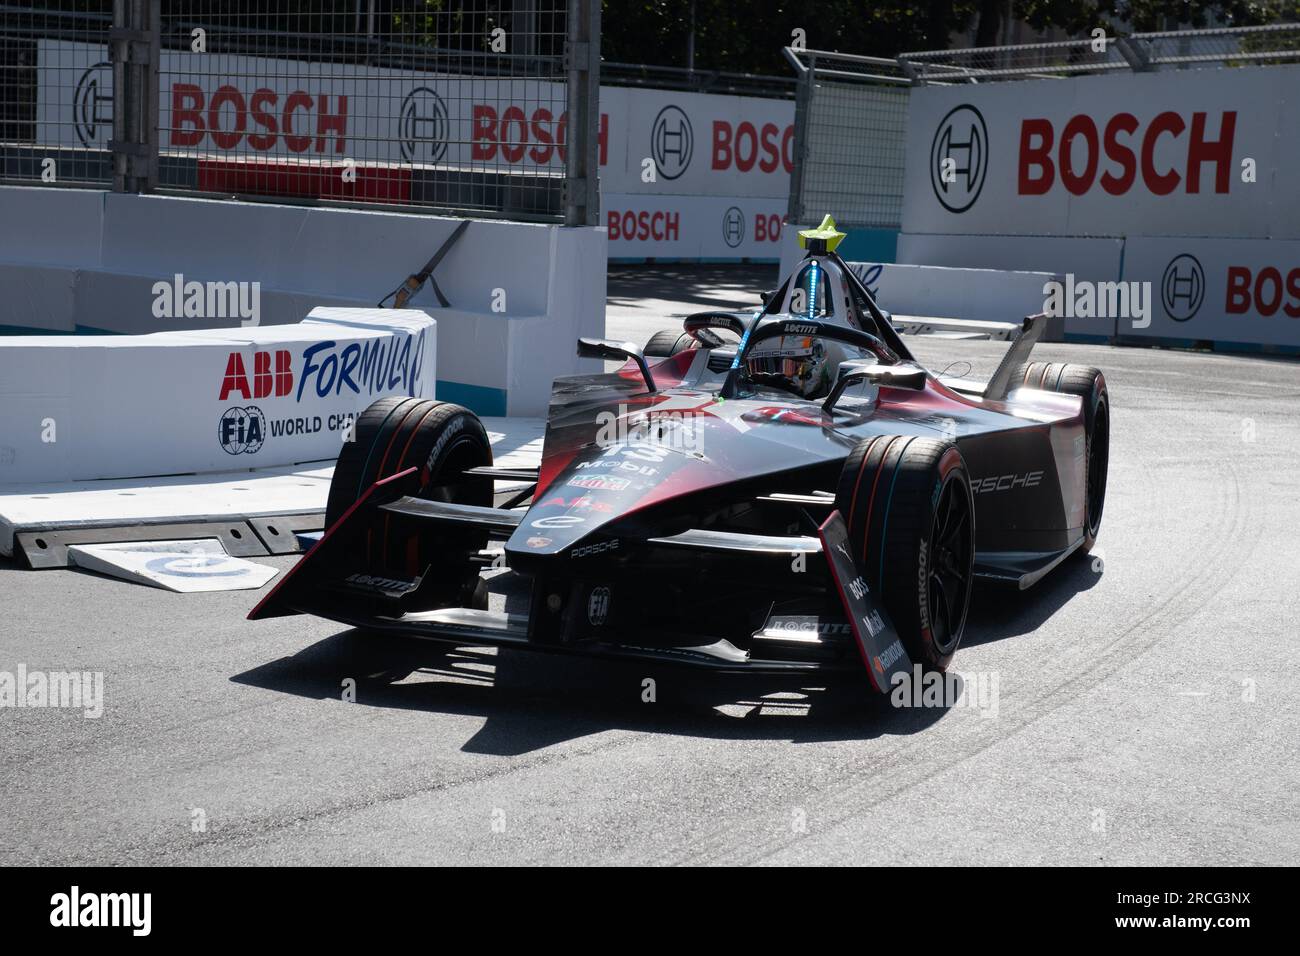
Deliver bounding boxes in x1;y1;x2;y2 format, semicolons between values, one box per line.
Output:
776;233;1066;339
892;233;1125;340
845;261;1065;339
0;416;546;559
0;187;605;414
0;307;435;485
1120;236;1300;347
902;65;1300;241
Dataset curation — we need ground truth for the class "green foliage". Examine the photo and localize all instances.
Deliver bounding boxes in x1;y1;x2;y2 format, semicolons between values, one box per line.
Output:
601;1;981;72
1018;0;1281;33
601;0;1295;74
31;0;1300;70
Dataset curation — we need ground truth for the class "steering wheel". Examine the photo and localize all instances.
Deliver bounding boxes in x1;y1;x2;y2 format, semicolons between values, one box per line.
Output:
745;371;815;398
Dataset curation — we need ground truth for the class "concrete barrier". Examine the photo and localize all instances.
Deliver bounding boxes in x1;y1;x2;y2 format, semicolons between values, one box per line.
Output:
895;233;1125;342
0;307;435;484
845;261;1063;338
0;186;605;414
1119;236;1300;350
777;232;1065;340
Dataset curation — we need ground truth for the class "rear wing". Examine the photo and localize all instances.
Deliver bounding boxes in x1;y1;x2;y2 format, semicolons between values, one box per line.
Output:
931;312;1049;402
890;314;1022;341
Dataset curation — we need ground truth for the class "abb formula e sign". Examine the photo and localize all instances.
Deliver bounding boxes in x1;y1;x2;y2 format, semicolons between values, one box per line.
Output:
903;64;1300;240
204;315;435;468
38;40;793;257
0;309;435;485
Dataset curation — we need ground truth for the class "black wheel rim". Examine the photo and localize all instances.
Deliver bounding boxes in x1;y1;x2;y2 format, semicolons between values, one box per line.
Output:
424;437;492;506
409;437;492;591
927;474;974;656
1087;399;1109;536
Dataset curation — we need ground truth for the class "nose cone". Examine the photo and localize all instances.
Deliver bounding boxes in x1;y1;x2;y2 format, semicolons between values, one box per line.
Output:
504;392;854;562
505;440;712;559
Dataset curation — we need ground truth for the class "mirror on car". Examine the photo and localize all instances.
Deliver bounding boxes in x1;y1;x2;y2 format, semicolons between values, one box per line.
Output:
576;338;657;392
823;360;926;412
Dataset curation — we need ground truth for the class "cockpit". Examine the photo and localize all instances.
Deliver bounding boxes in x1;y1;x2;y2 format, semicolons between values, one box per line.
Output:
624;216;920;403
736;220;913;400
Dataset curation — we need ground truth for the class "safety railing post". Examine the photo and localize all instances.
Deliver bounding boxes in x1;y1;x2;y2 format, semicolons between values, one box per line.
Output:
109;0;159;193
564;0;601;226
786;53;814;226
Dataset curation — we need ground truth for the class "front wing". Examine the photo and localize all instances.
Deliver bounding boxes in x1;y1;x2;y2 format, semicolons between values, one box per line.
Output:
249;471;888;677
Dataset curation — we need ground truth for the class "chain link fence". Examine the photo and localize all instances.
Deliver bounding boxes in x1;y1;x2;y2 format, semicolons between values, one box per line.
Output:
2;2;117;187
2;0;600;223
602;60;795;98
784;49;909;230
785;22;1300;231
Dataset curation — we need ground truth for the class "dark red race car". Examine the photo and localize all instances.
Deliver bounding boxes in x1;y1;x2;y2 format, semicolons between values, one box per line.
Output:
251;219;1109;691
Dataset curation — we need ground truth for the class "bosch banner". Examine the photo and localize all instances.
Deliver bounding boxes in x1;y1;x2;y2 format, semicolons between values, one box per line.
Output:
599;85;794;257
40;39;584;170
38;40;793;260
602;193;787;258
1119;237;1300;347
902;65;1300;240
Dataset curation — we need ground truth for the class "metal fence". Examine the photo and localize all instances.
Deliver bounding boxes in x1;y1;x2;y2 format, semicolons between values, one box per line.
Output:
602;60;795;98
2;2;118;187
899;22;1300;83
784;22;1300;231
784;49;910;230
1;0;601;224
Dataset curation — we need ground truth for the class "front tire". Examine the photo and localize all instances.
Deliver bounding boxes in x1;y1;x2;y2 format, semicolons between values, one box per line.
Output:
325;398;493;583
835;437;975;670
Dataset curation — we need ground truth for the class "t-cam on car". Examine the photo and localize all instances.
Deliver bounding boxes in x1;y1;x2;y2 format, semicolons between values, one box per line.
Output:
250;217;1110;691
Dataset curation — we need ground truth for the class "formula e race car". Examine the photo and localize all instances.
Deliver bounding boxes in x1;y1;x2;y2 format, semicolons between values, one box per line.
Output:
250;217;1109;690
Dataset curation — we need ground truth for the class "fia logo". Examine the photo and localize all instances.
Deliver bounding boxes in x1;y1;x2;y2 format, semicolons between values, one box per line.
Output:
587;586;611;626
218;406;266;455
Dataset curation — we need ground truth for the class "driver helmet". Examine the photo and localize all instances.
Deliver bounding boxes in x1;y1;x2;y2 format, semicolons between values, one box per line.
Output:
746;334;846;399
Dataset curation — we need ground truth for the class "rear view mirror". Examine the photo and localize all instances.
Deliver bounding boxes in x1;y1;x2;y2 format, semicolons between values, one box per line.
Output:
823;361;926;412
576;338;657;392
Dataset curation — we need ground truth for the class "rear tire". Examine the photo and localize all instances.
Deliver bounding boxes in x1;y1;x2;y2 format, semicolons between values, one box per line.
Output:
835;437;975;670
1019;363;1109;551
643;330;697;357
325;398;493;581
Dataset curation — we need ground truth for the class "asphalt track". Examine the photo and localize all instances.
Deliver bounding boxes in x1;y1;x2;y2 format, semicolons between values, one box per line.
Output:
2;263;1298;865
